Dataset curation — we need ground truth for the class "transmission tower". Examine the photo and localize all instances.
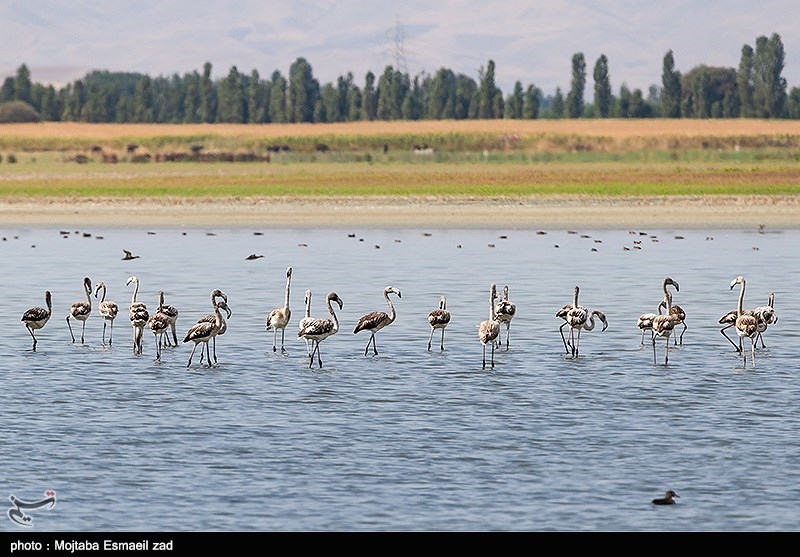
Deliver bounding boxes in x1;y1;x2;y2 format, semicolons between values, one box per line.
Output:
385;15;410;74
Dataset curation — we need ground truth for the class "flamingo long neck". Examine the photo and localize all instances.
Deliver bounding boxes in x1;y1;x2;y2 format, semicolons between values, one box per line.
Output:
489;288;497;320
214;304;223;330
305;292;312;318
46;292;52;312
328;297;340;333
664;289;673;313
84;280;92;306
768;292;774;308
284;272;292;310
99;285;107;304
385;291;396;323
130;280;139;305
572;287;579;308
737;279;746;316
585;312;596;331
158;292;165;313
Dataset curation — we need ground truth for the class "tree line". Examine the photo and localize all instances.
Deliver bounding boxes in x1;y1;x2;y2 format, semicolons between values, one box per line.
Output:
2;32;798;123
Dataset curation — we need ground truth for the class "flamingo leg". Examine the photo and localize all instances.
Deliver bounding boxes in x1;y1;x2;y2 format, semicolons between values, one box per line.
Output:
67;316;75;343
427;328;435;351
186;343;198;367
720;325;741;352
26;325;37;350
109;320;114;345
281;328;287;353
440;329;446;351
559;322;570;353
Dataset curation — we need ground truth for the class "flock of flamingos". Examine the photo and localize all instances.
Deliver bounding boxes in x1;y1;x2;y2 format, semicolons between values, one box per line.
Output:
20;266;777;370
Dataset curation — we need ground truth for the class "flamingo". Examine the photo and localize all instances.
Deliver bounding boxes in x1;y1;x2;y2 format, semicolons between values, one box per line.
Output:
353;286;402;356
298;291;343;369
718;289;774;352
157;291;179;347
297;289;314;356
94;281;119;346
66;277;92;344
478;283;501;369
184;299;231;367
147;291;171;361
651;279;680;365
564;286;608;358
427;295;451;351
730;275;758;367
655;277;686;345
494;285;516;349
751;292;777;349
265;267;292;353
641;277;680;347
22;290;52;350
196;289;229;364
126;276;149;355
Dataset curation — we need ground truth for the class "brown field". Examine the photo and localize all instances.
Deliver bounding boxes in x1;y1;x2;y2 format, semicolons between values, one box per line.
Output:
2;119;800;141
2;119;800;229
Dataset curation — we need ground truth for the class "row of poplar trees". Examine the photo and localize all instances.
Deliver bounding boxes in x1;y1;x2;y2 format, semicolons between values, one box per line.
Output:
2;33;796;123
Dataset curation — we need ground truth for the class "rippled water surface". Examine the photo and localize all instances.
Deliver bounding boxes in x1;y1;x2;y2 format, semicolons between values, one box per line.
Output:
2;224;799;532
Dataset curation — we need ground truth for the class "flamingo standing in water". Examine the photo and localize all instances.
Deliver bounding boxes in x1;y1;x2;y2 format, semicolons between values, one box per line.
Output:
126;276;149;355
265;267;293;353
494;285;516;350
22;290;52;351
729;275;759;367
353;286;402;356
298;291;343;369
94;281;119;346
427;295;451;351
184;299;231;368
478;284;501;369
66;277;92;344
650;279;680;365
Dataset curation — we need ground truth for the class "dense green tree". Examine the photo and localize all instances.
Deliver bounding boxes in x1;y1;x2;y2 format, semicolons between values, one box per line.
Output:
476;60;502;118
566;53;586;118
132;75;155;122
376;66;409;120
426;68;456;120
504;81;524;119
753;33;787;118
182;71;202;123
217;66;246;123
0;100;40;122
269;71;288;123
0;77;14;103
361;71;377;121
737;44;755;117
593;55;612;118
522;84;541;119
14;64;32;104
682;65;737;118
550;87;565;118
287;57;318;123
61;80;86;121
787;87;800;118
199;62;216;123
616;83;631;117
455;74;477;119
661;50;682;118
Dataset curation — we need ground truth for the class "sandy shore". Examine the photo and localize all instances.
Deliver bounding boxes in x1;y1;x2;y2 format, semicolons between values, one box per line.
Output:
2;195;799;230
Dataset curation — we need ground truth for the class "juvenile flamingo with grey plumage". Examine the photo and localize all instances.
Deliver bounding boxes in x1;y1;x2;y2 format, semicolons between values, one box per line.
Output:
354;286;402;356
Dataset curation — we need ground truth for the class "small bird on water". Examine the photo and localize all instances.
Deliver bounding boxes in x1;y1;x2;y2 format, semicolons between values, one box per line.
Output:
652;490;680;505
122;249;140;260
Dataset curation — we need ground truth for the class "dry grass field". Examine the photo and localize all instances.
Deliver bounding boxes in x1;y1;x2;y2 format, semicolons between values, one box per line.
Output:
1;119;799;228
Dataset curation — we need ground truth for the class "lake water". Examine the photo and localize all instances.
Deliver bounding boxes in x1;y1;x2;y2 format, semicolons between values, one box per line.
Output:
2;224;799;532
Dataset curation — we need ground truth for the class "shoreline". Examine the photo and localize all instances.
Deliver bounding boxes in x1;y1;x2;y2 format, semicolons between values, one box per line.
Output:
2;195;799;229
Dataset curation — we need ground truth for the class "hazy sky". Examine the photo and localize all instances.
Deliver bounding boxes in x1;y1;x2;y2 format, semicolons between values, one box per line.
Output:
2;0;799;98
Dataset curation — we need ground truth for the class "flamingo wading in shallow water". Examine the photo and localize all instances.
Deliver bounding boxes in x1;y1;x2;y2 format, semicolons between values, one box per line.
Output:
126;276;149;355
478;284;501;369
66;277;92;344
427;295;451;351
494;285;516;350
22;290;52;351
266;267;293;353
94;281;119;346
354;286;402;356
298;291;343;369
